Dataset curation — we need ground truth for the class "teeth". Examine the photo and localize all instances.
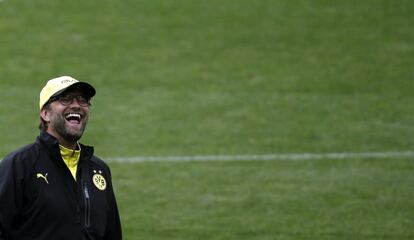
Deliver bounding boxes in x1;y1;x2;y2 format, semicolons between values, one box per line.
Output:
66;113;81;120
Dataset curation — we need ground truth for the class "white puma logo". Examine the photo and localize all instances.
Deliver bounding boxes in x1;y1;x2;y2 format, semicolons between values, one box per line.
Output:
37;173;49;184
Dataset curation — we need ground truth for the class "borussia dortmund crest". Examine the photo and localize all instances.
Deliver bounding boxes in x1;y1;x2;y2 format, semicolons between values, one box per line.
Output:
92;170;107;191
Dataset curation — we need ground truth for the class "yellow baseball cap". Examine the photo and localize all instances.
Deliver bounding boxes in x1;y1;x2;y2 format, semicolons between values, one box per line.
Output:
39;76;96;109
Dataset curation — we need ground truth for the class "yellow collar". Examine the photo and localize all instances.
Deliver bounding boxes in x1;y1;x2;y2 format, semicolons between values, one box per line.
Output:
59;144;80;180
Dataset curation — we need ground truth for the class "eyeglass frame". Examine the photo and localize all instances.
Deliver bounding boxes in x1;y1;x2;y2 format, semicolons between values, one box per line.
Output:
47;93;92;107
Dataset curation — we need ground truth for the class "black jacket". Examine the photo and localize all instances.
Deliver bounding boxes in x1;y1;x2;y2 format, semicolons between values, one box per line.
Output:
0;131;122;240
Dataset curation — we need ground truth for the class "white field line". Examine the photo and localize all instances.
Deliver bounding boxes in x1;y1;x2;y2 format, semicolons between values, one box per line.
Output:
106;151;414;163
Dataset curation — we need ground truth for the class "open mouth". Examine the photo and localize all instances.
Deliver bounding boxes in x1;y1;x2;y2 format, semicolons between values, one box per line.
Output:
65;113;82;124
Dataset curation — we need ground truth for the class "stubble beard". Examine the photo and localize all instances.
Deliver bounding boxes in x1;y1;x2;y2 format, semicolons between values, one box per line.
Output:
51;113;88;143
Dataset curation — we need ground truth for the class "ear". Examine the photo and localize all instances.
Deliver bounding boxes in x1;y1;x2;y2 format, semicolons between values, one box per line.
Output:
40;108;51;122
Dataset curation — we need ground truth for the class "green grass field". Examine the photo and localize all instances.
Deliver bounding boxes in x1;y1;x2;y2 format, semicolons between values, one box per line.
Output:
1;0;413;239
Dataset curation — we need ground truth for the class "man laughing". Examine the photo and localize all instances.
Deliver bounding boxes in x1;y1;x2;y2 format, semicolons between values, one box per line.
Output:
0;76;122;239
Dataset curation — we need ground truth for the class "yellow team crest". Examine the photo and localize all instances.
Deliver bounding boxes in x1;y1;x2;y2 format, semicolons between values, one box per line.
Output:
92;170;107;191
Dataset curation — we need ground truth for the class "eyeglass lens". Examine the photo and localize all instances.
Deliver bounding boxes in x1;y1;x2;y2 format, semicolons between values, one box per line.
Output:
59;94;90;107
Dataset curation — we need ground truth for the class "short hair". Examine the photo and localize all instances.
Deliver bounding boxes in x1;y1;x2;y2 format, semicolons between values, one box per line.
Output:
39;103;51;130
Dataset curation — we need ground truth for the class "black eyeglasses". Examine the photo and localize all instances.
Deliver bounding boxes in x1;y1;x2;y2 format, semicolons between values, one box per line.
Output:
50;94;91;107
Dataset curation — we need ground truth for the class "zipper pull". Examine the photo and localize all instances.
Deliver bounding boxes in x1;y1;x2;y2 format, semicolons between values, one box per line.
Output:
82;181;91;228
83;181;90;199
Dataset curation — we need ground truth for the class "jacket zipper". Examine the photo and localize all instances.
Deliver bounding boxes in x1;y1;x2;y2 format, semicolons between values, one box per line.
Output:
82;181;91;228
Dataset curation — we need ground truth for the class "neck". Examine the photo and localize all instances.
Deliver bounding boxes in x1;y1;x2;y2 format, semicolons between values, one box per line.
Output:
46;130;78;150
59;140;78;150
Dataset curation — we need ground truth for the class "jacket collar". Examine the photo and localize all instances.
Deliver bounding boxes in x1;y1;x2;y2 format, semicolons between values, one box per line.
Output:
37;130;94;161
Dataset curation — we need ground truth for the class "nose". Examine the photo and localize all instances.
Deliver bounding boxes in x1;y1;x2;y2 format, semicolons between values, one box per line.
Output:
69;97;82;107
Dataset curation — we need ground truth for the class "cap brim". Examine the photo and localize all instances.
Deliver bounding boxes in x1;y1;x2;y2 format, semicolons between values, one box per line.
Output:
52;82;96;99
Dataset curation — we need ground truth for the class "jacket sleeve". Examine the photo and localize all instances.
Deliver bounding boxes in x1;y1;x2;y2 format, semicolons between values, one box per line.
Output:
0;154;27;239
103;167;122;240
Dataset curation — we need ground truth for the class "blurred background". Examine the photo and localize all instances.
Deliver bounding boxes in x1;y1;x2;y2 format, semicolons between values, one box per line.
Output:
1;0;413;239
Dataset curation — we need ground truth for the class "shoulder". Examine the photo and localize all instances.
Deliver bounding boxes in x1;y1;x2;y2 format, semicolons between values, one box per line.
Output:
88;155;109;167
0;142;40;178
87;155;113;174
1;143;40;167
